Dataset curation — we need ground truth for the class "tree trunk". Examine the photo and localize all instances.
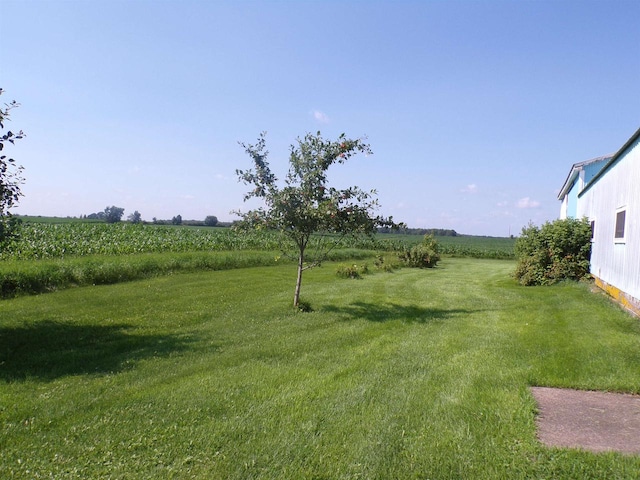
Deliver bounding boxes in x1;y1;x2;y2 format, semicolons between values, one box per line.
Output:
294;248;304;307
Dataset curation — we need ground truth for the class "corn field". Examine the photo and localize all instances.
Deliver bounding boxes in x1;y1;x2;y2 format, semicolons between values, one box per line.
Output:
1;223;515;261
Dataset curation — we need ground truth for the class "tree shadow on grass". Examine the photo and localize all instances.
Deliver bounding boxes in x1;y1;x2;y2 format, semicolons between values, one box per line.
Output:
322;301;481;323
0;320;195;382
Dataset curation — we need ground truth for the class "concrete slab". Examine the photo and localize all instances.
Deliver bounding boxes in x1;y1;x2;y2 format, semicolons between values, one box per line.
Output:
531;386;640;455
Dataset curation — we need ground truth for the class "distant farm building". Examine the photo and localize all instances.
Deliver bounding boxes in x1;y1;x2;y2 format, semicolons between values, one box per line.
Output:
558;127;640;317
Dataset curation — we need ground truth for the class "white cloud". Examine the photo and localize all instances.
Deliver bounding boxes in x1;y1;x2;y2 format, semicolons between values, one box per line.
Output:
517;197;541;209
461;183;478;193
312;110;330;123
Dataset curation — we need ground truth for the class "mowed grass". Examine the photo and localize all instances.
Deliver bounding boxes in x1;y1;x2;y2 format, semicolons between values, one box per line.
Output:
1;258;640;479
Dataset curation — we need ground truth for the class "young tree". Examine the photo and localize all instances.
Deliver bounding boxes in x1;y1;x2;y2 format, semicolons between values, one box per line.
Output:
236;131;399;308
0;89;25;246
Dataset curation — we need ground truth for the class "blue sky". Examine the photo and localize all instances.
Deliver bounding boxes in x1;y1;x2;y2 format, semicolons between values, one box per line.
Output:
2;0;639;236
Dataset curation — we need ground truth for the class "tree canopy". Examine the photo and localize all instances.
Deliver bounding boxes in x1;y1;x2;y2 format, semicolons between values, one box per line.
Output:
236;131;399;307
104;206;125;224
128;210;142;224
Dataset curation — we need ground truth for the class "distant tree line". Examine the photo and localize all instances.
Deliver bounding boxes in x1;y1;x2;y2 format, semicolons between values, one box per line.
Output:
150;215;222;227
82;208;224;227
378;227;458;236
84;206;125;223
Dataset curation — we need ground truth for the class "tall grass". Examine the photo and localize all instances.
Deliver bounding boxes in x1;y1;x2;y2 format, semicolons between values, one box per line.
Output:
377;233;516;259
1;258;639;478
0;249;375;297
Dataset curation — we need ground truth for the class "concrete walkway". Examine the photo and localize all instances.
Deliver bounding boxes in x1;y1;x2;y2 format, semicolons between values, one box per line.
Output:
531;387;640;455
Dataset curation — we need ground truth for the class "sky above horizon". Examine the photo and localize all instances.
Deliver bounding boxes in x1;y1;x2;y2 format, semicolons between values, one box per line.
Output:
2;0;639;236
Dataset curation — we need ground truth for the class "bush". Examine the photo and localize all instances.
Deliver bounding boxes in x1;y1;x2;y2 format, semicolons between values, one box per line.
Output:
336;263;369;279
373;254;400;272
514;218;591;286
398;234;440;268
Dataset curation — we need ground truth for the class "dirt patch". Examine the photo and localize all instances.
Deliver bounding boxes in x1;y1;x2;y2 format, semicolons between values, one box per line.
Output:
531;387;640;455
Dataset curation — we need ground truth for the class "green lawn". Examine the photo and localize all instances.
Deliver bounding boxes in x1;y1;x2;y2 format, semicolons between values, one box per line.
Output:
1;258;639;478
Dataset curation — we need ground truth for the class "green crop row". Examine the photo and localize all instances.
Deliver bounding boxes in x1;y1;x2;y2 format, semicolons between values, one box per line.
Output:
1;223;515;261
1;224;288;260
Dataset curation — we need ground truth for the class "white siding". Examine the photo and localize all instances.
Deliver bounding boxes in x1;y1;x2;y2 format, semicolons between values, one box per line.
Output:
578;135;640;301
559;195;568;219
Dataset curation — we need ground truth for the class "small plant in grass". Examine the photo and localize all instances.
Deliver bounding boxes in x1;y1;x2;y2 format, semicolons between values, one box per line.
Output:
374;253;400;272
336;263;369;279
296;298;313;312
398;234;440;268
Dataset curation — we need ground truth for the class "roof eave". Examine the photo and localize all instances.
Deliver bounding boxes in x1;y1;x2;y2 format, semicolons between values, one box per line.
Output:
578;127;640;198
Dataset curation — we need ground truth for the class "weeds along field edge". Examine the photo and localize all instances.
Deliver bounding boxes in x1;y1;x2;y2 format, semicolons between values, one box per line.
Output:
0;249;379;298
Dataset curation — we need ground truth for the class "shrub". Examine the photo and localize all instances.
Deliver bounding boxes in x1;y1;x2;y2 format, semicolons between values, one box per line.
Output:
514;218;591;286
336;263;369;279
296;299;313;312
374;254;400;272
398;234;440;268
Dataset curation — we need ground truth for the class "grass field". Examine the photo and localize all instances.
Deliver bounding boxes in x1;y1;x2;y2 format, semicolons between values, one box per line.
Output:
1;258;639;478
0;221;515;297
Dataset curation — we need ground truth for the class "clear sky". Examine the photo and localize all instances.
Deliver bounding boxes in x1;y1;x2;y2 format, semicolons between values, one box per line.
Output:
2;0;639;236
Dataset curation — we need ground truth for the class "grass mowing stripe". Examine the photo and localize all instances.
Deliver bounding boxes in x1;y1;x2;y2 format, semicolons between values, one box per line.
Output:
1;259;639;478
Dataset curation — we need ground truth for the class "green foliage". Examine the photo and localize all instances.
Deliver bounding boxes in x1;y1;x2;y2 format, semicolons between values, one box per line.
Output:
398;234;441;268
295;298;313;312
204;215;218;226
236;131;400;306
373;253;400;272
514;218;592;285
104;205;124;223
0;223;287;260
380;227;458;236
0;89;25;247
3;222;517;262
0;214;21;251
127;210;142;224
0;251;283;297
335;262;369;279
376;233;516;259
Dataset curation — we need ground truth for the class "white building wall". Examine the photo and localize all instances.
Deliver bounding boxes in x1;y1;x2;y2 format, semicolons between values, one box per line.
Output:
559;195;568;219
578;135;640;303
